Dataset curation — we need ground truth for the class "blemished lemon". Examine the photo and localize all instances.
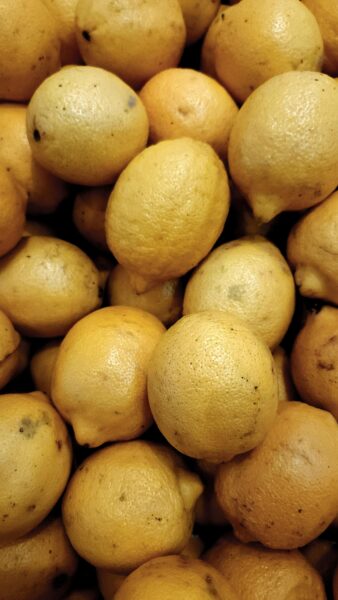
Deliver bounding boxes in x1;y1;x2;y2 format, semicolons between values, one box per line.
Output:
26;66;149;186
183;236;295;349
106;138;230;292
0;104;68;215
0;0;60;101
229;71;338;222
287;190;338;305
291;306;338;420
216;401;338;549
0;518;78;600
205;534;326;600
0;236;102;337
148;311;278;462
114;555;239;600
178;0;220;45
42;0;81;65
52;307;165;447
0;393;72;543
0;167;26;257
107;264;183;326
139;68;238;160
75;0;186;89
73;187;109;251
213;0;323;102
62;441;203;571
302;0;338;74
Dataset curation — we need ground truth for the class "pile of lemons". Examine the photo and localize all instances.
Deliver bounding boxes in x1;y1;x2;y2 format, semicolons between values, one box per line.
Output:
0;1;338;599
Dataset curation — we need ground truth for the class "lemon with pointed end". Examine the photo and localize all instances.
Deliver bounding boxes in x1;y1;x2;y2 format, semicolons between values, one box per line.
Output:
106;138;230;292
287;190;338;305
229;71;338;222
52;307;165;447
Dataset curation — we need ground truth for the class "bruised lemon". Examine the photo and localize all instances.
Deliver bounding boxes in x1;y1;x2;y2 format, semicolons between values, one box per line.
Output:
0;393;72;543
0;517;78;600
216;401;338;549
183;236;295;349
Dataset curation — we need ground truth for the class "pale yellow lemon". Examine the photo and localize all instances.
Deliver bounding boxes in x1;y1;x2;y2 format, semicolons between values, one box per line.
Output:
229;71;338;222
183;236;295;349
27;66;149;186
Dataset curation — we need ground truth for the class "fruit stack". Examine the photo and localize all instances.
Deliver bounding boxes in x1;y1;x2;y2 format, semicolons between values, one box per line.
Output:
0;1;338;599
